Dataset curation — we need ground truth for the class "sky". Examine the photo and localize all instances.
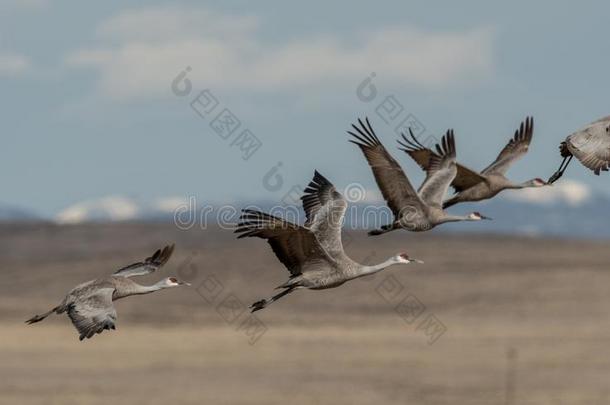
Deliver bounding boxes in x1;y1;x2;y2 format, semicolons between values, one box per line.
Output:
2;0;610;217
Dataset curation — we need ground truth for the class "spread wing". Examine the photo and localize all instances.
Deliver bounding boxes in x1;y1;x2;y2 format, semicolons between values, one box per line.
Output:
565;121;610;175
67;287;117;341
398;128;486;193
482;117;534;175
235;210;333;276
410;130;457;208
113;244;175;278
348;117;425;218
301;171;348;258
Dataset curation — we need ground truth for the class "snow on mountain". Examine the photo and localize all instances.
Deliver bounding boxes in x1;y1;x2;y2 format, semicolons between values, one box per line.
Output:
54;195;193;224
10;178;609;239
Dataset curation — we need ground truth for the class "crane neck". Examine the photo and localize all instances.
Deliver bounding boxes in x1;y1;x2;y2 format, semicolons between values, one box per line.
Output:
358;257;398;277
129;280;168;295
439;214;471;223
507;179;540;189
506;182;527;190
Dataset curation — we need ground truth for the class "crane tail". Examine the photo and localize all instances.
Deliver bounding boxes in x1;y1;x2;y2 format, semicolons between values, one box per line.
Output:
250;287;297;313
25;306;59;324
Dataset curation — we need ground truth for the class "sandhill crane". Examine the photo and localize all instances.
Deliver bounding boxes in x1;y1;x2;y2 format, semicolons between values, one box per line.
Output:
26;244;189;341
398;117;548;209
548;115;610;183
235;171;423;312
348;118;491;235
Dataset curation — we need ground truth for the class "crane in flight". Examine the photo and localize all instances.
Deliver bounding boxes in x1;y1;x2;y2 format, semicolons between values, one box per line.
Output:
548;115;610;183
398;116;547;208
348;117;491;235
26;244;189;340
235;171;423;312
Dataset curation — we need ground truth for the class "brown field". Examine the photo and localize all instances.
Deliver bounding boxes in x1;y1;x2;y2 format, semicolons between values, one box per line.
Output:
1;223;610;404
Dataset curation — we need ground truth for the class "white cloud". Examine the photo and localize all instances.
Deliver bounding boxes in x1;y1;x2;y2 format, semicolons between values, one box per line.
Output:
0;52;30;76
65;5;494;100
55;196;139;224
504;179;592;207
96;5;259;42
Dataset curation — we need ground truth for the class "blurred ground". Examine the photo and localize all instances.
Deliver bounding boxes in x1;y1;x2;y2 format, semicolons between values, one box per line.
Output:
1;223;610;405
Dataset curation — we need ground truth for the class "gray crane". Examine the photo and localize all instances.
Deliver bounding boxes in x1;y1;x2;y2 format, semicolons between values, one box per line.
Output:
398;117;547;208
26;244;189;341
235;171;423;312
348;117;491;235
548;115;610;183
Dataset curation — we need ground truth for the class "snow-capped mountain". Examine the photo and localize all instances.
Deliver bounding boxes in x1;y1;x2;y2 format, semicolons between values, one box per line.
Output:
0;203;40;221
437;179;610;238
54;196;194;224
2;179;608;239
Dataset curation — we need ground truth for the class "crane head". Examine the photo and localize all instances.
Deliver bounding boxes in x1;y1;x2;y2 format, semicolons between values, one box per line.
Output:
533;178;548;187
165;277;191;287
396;253;424;264
469;212;492;221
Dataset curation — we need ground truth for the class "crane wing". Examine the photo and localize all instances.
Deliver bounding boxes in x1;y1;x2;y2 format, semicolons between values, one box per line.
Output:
113;244;175;278
565;121;610;174
482;117;534;175
398;128;486;193
67;287;117;341
301;171;348;258
235;210;333;276
348;117;425;219
411;130;457;208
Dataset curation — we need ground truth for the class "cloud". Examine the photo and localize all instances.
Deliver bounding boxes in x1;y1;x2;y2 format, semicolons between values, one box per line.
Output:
503;179;592;207
65;5;494;100
0;52;30;76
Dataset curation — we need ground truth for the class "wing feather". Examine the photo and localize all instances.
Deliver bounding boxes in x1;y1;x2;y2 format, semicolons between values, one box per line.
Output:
113;244;175;278
414;130;458;207
348;117;424;218
482;117;534;175
565;119;610;175
67;287;117;341
301;171;347;258
235;210;332;276
398;128;486;193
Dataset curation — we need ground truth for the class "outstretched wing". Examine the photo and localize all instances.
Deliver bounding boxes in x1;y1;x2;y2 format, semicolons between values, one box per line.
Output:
235;210;332;276
398;129;486;193
565;118;610;175
413;130;458;207
113;244;175;278
67;287;117;341
348;117;425;218
301;171;347;258
482;117;534;175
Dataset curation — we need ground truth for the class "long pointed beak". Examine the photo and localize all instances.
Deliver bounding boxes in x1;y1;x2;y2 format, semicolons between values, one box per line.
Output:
411;259;424;264
179;281;191;286
480;215;492;220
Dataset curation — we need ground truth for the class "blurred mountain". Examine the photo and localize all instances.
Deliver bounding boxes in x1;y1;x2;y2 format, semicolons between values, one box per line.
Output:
0;203;40;222
8;179;609;238
53;196;193;224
